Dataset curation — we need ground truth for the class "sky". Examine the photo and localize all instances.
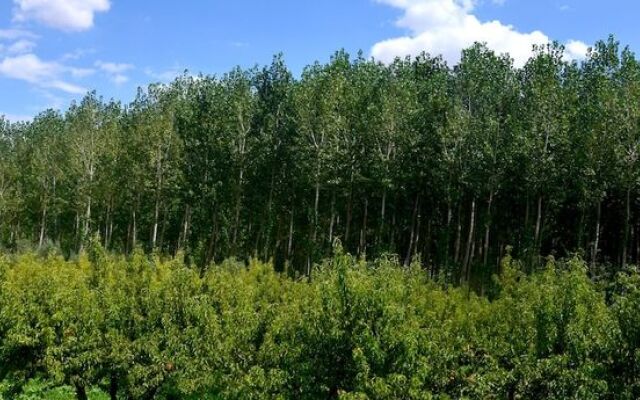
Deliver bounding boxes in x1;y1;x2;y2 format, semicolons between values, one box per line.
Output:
0;0;638;121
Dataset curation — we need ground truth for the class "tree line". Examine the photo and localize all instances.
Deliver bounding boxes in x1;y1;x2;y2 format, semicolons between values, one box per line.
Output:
1;36;640;284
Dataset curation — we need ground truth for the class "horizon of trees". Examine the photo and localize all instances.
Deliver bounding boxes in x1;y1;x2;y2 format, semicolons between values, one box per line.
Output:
1;35;640;285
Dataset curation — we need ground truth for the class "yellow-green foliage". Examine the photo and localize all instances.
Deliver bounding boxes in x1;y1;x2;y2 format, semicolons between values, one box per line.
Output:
1;245;639;399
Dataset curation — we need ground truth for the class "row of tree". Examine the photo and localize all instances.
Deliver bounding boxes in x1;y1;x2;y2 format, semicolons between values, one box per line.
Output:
1;36;639;282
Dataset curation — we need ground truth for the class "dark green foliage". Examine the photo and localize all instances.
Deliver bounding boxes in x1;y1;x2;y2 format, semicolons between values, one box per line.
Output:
2;37;640;284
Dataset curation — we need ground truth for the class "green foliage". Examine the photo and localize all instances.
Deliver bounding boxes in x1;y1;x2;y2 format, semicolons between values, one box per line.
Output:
1;247;638;398
3;36;640;282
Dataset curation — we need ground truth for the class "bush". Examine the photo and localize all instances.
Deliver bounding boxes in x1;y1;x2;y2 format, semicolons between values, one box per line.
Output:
0;245;635;398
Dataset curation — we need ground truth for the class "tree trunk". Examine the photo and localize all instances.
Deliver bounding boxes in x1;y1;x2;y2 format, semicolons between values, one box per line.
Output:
159;205;167;250
360;197;368;255
151;196;160;250
534;195;543;252
287;208;294;259
329;191;336;245
404;194;420;266
38;203;47;248
109;373;118;400
80;194;91;252
75;384;88;400
75;211;80;250
313;179;320;243
463;198;476;282
205;212;218;267
591;200;602;271
483;191;493;266
454;202;462;264
623;187;631;267
445;200;452;266
232;178;243;250
379;189;387;246
178;204;191;251
131;208;137;250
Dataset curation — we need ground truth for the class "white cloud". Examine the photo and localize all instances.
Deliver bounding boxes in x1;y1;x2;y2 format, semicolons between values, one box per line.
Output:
0;29;37;40
69;66;95;78
12;0;111;32
371;0;588;67
7;39;36;54
95;60;134;85
1;112;33;122
0;54;86;94
60;48;95;61
112;74;128;84
95;61;133;75
145;67;184;82
565;39;589;60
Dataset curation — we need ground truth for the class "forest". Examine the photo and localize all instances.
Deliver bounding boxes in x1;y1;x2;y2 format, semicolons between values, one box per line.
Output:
2;35;640;398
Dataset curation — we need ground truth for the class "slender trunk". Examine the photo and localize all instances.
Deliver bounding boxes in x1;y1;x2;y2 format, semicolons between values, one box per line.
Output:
414;211;422;261
329;191;336;245
205;212;217;267
38;203;47;248
577;205;586;251
287;208;294;259
104;199;111;249
359;197;368;255
445;200;452;266
109;373;118;400
591;200;602;271
426;217;433;275
463;198;476;282
483;191;493;266
232;176;243;250
313;180;320;243
454;202;462;264
80;194;91;252
636;219;640;265
379;189;387;246
75;211;80;250
52;176;59;242
389;197;397;251
178;204;191;251
131;208;137;250
524;194;530;233
75;384;87;400
404;195;420;266
233;115;248;249
159;205;167;250
151;196;160;249
623;187;631;267
534;195;543;251
345;166;355;244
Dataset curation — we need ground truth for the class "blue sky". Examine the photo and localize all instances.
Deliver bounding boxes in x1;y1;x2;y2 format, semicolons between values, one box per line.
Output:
0;0;637;121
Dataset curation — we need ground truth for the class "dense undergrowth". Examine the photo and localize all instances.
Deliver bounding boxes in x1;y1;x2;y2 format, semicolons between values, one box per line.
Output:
1;242;640;399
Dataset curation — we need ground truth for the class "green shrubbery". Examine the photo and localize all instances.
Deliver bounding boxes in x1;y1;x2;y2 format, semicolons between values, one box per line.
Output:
1;245;640;399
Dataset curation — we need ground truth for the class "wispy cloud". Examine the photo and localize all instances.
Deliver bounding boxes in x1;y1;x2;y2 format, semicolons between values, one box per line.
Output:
12;0;111;32
229;41;249;48
95;60;134;85
60;48;96;62
0;29;37;40
0;54;86;94
1;112;33;122
144;66;186;83
7;39;36;54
